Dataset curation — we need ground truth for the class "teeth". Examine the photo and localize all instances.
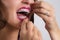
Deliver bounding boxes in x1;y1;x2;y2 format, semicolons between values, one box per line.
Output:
19;16;26;19
18;9;30;14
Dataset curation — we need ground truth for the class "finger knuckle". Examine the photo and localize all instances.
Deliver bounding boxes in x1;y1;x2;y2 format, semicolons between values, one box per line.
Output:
33;35;39;40
27;31;33;36
20;31;26;35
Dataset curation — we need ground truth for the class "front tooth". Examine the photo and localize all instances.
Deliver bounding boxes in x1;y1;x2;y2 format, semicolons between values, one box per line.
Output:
18;9;30;13
19;16;26;19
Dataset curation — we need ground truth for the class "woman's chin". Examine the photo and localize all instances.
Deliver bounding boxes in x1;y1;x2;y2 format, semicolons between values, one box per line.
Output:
6;21;21;30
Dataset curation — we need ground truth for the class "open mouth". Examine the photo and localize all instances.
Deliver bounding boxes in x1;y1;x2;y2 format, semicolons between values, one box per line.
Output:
17;7;31;21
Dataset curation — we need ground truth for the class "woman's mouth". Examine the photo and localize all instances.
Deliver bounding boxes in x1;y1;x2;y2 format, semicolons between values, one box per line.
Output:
17;7;31;21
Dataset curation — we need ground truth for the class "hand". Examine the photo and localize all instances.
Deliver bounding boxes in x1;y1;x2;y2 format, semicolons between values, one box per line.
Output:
20;19;42;40
31;1;60;40
31;1;60;32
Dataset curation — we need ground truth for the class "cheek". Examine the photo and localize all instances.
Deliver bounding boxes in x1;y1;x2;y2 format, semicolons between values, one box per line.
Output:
1;0;20;8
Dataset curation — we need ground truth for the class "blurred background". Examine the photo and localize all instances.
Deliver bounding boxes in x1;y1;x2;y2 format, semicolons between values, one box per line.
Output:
34;0;60;40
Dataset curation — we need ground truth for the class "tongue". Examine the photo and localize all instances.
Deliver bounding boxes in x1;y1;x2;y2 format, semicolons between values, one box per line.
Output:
17;14;27;20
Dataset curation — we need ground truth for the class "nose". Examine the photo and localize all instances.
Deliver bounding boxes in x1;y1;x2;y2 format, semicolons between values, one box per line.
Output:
22;0;34;4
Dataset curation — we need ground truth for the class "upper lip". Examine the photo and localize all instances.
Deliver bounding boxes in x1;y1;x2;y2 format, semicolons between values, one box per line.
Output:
17;7;31;11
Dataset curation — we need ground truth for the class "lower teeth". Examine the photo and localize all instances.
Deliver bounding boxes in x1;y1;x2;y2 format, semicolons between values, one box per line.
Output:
19;16;26;19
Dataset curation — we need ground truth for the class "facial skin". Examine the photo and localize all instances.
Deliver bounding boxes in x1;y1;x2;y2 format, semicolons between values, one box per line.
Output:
0;0;34;29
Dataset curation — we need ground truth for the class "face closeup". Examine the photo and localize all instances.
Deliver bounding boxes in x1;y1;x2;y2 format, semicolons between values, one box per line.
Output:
0;0;34;28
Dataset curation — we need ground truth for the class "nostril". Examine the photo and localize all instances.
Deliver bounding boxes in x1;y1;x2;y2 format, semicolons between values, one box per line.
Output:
21;0;34;4
21;0;29;4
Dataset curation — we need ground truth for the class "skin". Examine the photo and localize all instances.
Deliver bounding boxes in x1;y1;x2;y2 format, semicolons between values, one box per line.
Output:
0;0;34;40
0;0;60;40
20;19;42;40
31;1;60;40
0;0;42;40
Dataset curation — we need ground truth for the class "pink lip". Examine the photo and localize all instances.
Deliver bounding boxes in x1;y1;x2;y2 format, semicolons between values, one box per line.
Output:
18;7;31;11
17;7;30;21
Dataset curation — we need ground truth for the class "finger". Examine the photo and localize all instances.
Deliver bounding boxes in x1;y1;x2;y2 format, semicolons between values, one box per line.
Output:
33;7;55;23
37;30;42;40
20;18;28;40
33;26;38;35
33;8;51;17
31;2;55;24
33;26;42;37
27;21;33;31
33;26;42;40
21;18;28;31
32;26;39;40
40;1;54;11
32;1;54;12
26;21;34;40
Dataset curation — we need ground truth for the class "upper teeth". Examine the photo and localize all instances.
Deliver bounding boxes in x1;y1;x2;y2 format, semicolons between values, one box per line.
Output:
18;9;30;13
